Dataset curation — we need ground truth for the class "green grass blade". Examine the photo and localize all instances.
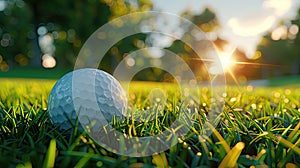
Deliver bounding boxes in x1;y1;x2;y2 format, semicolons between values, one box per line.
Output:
43;139;56;168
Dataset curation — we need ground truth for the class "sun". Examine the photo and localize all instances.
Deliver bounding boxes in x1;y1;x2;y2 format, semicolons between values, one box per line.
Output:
219;52;236;72
207;49;236;75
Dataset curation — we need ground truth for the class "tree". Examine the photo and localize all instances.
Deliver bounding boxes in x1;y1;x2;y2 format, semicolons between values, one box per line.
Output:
164;7;222;82
256;9;300;77
0;0;153;70
0;1;32;70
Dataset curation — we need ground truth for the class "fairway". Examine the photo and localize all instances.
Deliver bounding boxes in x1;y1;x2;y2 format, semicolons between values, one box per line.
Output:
0;79;299;167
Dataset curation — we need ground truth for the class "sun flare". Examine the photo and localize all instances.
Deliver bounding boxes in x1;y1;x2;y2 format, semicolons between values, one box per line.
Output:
219;52;235;72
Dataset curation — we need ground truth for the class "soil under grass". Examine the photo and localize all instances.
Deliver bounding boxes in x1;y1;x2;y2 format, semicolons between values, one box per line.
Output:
0;79;299;167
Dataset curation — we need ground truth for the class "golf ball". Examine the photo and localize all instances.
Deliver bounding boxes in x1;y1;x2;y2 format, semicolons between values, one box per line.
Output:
48;68;127;130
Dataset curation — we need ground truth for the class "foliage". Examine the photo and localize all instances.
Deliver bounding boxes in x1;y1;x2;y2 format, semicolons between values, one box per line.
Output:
0;1;32;69
181;7;220;33
0;0;152;69
0;79;299;167
257;9;300;76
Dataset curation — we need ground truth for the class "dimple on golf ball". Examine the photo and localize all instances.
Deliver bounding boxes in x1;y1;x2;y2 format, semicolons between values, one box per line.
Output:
48;68;127;130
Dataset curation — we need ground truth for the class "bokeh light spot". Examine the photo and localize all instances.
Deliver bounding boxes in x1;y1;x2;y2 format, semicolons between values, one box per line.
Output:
42;54;56;68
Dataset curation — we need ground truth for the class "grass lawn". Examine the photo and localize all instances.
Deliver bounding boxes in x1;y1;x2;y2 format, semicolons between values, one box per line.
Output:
0;79;299;167
269;75;300;87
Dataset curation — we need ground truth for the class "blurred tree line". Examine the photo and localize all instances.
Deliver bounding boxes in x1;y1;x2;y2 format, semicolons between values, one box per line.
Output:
0;0;299;80
257;9;300;77
0;0;152;71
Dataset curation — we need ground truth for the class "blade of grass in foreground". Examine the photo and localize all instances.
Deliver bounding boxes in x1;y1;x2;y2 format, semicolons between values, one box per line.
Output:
277;136;300;155
152;152;168;167
207;122;230;153
287;121;300;141
219;142;245;168
43;139;56;168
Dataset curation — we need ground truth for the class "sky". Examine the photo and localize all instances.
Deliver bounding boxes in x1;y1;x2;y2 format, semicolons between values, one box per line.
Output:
151;0;300;58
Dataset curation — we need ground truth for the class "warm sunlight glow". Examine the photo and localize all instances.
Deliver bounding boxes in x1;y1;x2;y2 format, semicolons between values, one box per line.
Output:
219;52;235;72
228;16;275;37
263;0;292;16
208;50;236;75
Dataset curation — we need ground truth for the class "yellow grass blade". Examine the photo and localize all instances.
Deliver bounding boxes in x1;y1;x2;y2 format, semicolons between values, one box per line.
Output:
152;152;168;168
43;139;56;168
287;122;300;141
277;136;300;155
219;142;245;168
207;122;230;152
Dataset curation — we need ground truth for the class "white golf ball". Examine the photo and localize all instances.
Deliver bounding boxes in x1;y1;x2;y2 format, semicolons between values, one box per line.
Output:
48;68;127;130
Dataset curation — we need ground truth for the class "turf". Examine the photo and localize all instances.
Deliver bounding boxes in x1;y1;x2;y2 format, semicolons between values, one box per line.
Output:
0;79;299;167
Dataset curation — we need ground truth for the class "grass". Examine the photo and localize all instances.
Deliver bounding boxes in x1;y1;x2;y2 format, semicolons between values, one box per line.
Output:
268;75;300;87
0;79;300;167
